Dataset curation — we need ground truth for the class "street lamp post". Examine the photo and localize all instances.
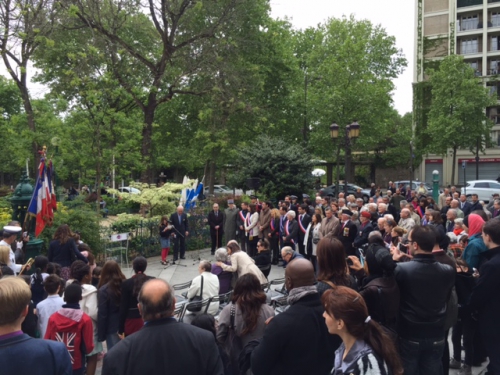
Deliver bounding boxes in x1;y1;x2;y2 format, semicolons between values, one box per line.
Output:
330;121;361;196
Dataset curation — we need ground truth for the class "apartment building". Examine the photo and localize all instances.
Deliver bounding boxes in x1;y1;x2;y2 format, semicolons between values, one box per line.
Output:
414;0;500;185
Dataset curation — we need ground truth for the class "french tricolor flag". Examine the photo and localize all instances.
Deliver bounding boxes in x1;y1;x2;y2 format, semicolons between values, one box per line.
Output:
28;158;56;237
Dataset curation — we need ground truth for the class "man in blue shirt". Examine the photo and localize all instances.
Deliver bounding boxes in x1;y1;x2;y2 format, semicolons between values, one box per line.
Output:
0;277;71;375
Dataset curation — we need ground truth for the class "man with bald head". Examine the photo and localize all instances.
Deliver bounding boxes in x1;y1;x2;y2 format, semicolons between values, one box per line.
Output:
103;279;223;375
251;258;339;375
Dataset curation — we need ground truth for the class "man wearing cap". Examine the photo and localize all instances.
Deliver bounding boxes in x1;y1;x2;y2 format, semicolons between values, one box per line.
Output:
0;226;29;274
353;211;374;251
338;209;358;256
237;202;250;252
224;199;239;244
319;207;340;240
296;204;311;259
289;195;299;215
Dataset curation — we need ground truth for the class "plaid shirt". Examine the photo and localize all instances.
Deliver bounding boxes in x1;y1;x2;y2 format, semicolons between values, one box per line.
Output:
449;244;464;259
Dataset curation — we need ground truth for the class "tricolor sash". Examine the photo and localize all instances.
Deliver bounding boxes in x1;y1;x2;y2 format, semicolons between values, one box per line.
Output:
239;210;248;222
285;220;295;244
298;214;307;234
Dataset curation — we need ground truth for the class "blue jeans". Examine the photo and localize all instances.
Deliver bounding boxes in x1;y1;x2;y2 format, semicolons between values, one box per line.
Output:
399;336;445;375
106;333;121;351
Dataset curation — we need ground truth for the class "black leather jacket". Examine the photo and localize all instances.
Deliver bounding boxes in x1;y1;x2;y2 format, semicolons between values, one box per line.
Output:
394;253;455;339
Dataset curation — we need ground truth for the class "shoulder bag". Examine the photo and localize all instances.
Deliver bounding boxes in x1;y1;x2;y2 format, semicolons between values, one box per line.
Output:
187;275;204;312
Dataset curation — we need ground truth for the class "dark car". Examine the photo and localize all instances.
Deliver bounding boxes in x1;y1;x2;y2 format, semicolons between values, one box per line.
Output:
319;183;370;202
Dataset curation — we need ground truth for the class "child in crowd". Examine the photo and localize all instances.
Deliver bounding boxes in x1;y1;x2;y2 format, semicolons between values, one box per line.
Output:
45;283;94;375
36;274;64;338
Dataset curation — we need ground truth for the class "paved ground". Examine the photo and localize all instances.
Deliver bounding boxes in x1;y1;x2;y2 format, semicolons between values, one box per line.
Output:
95;247;489;375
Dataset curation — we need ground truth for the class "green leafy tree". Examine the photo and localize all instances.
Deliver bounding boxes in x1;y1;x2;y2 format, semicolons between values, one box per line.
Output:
426;55;496;183
228;135;315;199
303;16;407;181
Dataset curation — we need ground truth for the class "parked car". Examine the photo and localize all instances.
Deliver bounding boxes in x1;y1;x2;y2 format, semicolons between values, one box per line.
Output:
117;186;141;194
394;180;437;194
318;183;370;202
204;185;244;197
461;180;500;203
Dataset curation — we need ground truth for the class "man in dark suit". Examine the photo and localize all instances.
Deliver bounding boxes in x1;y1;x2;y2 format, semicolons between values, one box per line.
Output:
103;279;223;375
169;206;189;263
207;203;224;255
459;194;472;216
353;211;374;252
338;208;358;257
469;193;483;212
296;204;311;258
251;259;339;375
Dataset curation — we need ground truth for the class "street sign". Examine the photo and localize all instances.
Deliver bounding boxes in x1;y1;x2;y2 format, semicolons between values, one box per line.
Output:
462;161;467;169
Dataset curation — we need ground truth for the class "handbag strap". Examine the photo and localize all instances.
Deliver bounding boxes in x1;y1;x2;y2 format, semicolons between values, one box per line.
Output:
230;304;236;330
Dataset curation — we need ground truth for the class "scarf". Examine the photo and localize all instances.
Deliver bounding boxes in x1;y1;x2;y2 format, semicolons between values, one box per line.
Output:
287;285;318;305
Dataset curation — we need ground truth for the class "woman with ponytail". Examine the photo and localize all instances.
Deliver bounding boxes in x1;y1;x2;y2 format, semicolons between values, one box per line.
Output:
322;286;403;375
31;255;49;306
118;256;154;338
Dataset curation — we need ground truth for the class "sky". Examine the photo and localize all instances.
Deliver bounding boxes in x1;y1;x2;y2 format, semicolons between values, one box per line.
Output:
1;0;415;115
270;0;415;115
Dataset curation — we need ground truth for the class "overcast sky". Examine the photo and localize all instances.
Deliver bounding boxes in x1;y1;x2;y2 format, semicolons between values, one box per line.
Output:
270;0;415;115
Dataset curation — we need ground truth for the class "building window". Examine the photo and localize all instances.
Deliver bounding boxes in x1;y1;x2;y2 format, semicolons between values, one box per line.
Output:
461;38;479;54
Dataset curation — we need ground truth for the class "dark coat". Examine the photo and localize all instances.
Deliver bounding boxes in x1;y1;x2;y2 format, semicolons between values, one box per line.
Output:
103;318;224;375
118;275;155;334
169;212;189;234
47;238;88;268
359;276;400;333
253;250;272;278
283;219;298;244
296;213;311;241
353;222;373;249
98;282;122;341
468;201;483;213
208;210;224;235
460;201;472;216
338;220;358;256
395;253;455;339
251;293;340;375
469;246;500;337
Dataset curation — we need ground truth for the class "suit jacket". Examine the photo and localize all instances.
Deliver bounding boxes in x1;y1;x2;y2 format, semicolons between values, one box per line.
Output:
338;220;358;254
459;201;472;216
258;208;272;238
296;213;311;241
102;318;224;375
251;294;340;375
490;207;500;218
208;210;224;234
353;222;374;249
169;212;189;234
284;219;298;244
469;201;483;213
319;216;340;239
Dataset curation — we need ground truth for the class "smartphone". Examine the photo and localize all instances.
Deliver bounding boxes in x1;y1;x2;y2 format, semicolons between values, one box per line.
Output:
398;243;407;254
23;231;28;238
346;257;353;266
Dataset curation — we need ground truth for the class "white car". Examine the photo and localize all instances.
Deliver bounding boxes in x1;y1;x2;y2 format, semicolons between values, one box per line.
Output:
461;180;500;203
117;186;141;194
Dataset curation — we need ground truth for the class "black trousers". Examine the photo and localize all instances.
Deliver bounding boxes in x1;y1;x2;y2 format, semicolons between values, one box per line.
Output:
248;237;258;257
172;235;186;261
269;235;280;262
297;238;306;257
210;230;223;254
239;231;248;252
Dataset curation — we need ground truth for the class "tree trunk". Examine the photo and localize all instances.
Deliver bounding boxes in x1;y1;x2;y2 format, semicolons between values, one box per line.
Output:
18;77;39;174
139;97;157;182
335;148;341;195
451;145;457;185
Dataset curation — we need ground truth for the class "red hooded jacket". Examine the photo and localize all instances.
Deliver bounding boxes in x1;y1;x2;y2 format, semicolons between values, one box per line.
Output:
44;307;94;370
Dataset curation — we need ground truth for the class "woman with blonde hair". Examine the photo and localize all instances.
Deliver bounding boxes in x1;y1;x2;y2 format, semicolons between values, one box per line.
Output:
0;245;11;267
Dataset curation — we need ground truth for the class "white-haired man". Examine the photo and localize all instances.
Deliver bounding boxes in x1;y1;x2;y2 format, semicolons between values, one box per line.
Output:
169;206;189;263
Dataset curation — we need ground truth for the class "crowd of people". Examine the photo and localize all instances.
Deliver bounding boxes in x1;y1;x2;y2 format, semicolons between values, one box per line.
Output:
0;182;499;375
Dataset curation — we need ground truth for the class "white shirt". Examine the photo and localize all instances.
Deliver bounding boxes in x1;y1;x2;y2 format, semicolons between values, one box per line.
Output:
0;239;22;274
187;272;220;316
37;294;64;338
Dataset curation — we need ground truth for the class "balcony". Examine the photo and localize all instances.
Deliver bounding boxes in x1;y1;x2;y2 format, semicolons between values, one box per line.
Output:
458;0;482;8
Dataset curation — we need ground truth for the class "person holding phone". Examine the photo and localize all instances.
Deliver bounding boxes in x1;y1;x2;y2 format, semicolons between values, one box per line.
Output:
347;231;400;335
